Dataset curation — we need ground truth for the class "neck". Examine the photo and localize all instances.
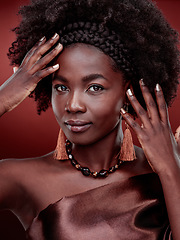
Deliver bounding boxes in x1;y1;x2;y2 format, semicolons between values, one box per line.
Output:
72;123;123;172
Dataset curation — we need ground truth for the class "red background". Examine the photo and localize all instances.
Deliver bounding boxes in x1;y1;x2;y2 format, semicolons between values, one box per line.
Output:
0;0;180;239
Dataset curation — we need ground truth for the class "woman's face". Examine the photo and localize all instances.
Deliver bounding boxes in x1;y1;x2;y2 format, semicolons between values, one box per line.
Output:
52;43;128;145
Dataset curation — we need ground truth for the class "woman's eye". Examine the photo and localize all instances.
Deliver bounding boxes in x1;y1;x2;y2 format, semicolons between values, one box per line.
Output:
88;85;104;93
55;85;69;92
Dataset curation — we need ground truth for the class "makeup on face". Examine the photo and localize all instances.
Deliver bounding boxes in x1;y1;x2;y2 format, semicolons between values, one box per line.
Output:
51;43;127;145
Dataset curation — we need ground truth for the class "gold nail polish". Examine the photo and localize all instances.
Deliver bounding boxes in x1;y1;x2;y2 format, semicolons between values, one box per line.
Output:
52;33;58;40
39;36;45;42
127;89;133;97
56;43;62;49
52;64;59;69
120;108;126;114
140;78;145;86
156;83;161;92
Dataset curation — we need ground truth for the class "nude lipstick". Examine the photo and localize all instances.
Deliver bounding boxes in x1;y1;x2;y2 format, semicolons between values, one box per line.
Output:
65;120;92;133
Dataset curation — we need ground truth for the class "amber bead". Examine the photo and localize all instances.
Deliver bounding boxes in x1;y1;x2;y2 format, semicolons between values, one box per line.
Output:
75;164;81;170
66;140;71;145
109;166;116;173
92;172;98;178
115;164;119;169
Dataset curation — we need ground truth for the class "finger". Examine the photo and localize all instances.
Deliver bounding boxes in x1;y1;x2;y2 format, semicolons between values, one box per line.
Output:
155;83;169;124
21;36;46;67
29;42;63;74
139;79;160;122
26;33;60;68
126;88;152;129
120;107;142;134
31;64;60;84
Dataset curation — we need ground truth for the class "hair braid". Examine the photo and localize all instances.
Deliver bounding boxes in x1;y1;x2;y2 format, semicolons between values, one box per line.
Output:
59;22;138;82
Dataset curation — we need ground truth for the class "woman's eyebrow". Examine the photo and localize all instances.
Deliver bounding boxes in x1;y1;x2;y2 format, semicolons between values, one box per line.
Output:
53;75;68;83
82;74;107;82
53;74;107;83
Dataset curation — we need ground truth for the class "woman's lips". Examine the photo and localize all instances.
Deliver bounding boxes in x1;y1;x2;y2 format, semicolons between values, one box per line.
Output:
65;120;92;133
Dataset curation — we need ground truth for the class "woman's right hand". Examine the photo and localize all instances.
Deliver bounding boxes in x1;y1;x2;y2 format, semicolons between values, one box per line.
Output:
0;33;62;116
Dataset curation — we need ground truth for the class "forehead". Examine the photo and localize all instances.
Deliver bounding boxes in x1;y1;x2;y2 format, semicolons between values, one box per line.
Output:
55;43;122;77
54;43;125;85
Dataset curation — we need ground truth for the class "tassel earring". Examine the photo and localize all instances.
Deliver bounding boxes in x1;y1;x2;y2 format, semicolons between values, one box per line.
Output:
119;105;136;161
54;128;68;160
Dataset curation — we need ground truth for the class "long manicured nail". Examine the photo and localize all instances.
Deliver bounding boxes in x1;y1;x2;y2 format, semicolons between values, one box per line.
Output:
120;108;126;114
155;83;161;92
39;36;46;42
52;64;59;69
127;88;133;97
13;67;19;73
52;33;58;40
56;43;62;49
140;78;145;86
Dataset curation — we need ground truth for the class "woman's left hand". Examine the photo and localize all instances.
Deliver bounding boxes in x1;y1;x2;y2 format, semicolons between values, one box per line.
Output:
120;79;180;175
121;79;180;239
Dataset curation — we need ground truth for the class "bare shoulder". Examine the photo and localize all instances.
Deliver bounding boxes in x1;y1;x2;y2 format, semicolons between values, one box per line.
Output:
0;152;56;209
0;151;53;175
0;152;73;228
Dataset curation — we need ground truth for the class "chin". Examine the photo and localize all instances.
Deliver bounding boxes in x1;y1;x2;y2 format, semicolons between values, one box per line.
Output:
67;135;96;146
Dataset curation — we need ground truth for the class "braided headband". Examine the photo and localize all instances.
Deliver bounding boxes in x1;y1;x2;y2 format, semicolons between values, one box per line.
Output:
58;22;137;80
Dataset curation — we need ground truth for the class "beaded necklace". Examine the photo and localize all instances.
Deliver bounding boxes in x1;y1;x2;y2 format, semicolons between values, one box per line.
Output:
65;140;124;178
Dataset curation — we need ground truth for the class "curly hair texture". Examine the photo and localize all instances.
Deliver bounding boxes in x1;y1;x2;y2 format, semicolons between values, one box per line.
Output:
8;0;180;115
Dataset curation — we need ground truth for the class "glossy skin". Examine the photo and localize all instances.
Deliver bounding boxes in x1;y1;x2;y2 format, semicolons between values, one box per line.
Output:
0;35;180;239
52;44;129;169
0;37;150;230
52;44;126;146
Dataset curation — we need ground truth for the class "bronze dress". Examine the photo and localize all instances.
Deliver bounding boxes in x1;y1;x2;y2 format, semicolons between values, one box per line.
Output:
26;173;172;240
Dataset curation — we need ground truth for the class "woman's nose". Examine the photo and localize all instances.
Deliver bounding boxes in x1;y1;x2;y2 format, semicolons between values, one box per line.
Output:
65;92;86;113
